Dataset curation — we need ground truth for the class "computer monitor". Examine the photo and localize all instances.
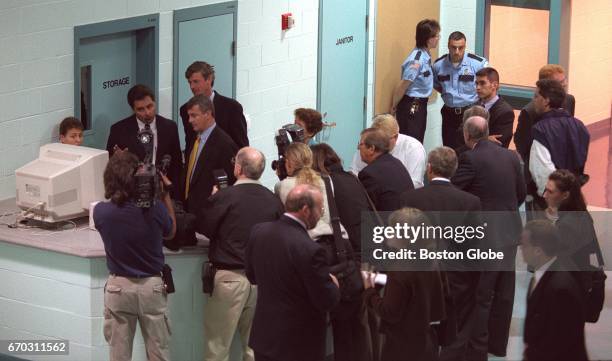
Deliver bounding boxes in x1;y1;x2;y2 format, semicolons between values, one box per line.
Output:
15;143;109;223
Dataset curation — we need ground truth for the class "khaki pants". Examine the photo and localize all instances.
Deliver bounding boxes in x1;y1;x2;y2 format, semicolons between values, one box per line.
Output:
103;275;171;361
203;269;257;361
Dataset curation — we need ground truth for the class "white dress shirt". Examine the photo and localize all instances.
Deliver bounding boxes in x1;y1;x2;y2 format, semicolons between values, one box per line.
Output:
351;133;426;188
136;117;157;163
529;140;556;196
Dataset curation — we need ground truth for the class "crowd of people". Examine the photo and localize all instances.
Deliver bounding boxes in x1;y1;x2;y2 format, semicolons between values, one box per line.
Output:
60;16;602;361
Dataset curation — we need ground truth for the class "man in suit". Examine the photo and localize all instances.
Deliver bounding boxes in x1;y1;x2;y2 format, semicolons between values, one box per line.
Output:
452;116;526;360
358;127;414;212
514;64;577;214
401;146;482;361
183;94;238;215
246;184;340;361
180;61;248;151
106;84;183;196
520;220;588;361
198;147;283;361
475;67;514;148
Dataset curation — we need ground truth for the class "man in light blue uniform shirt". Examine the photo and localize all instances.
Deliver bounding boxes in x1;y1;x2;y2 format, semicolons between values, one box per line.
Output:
433;31;488;149
390;19;440;143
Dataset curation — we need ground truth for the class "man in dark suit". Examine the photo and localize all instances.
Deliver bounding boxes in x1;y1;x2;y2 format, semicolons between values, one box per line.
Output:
520;220;588;361
182;94;238;215
401;146;482;361
452;116;526;360
475;67;514;148
180;61;248;150
246;184;340;361
514;64;577;213
358;127;414;212
106;84;183;196
198;147;283;361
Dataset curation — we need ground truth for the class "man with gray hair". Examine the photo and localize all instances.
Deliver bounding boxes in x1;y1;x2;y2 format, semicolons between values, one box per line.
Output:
400;146;482;360
247;184;340;361
358;128;414;211
351;114;426;187
452;116;526;359
198;147;284;361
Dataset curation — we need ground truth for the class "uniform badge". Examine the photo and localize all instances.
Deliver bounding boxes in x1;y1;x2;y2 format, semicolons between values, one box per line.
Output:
464;68;469;75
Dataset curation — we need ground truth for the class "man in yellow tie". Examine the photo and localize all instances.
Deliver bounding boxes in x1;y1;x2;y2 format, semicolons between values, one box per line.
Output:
182;94;238;214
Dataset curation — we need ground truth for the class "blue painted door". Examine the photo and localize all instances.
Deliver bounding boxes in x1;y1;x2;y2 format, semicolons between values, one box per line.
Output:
175;7;235;150
318;0;369;165
79;32;139;150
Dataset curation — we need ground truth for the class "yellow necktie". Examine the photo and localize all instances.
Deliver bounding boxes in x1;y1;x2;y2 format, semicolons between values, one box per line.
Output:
185;136;201;199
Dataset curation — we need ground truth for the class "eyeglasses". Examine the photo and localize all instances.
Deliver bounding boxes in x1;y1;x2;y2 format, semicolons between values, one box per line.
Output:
357;141;366;149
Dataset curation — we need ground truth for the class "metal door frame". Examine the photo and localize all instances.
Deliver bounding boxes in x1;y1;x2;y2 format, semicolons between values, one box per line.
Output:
172;1;238;120
316;0;370;132
73;14;160;134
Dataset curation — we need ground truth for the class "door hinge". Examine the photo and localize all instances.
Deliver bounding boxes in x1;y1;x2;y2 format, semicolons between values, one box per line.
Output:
363;96;367;112
366;15;369;33
231;41;236;57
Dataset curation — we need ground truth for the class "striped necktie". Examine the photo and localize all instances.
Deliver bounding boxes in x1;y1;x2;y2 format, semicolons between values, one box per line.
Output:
185;136;200;199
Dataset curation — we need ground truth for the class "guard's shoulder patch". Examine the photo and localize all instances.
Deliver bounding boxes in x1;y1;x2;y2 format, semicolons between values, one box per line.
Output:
467;53;484;62
435;54;447;63
414;50;422;61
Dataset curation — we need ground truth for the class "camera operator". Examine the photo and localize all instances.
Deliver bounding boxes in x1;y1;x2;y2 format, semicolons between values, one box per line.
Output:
198;147;284;361
93;151;176;361
294;108;323;145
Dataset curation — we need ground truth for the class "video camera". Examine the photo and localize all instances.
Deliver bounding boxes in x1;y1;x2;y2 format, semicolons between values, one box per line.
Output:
271;124;305;180
134;126;171;208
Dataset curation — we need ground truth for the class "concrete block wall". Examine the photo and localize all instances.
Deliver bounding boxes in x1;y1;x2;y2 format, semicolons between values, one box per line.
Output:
0;0;321;198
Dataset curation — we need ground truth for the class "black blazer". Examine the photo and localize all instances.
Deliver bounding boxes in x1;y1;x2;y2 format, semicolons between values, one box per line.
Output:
180;90;249;151
400;179;481;213
452;140;526;246
524;259;588;361
358;153;414;212
182;125;238;214
364;270;446;361
488;96;515;148
328;164;372;257
246;215;340;361
198;182;284;268
106;114;183;194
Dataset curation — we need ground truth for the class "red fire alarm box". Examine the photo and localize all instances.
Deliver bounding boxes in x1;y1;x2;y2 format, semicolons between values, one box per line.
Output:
281;13;294;31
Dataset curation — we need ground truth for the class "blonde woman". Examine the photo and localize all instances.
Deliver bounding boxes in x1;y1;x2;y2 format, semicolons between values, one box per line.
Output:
275;142;335;240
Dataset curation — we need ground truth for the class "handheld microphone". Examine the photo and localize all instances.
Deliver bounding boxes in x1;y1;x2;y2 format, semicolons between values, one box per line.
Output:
160;154;171;175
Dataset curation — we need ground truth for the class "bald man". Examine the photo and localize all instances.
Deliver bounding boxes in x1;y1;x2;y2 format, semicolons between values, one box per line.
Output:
198;147;284;361
452;116;526;359
247;184;340;361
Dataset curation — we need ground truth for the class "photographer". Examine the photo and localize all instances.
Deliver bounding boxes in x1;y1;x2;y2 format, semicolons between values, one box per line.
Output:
294;108;323;145
198;147;284;361
93;151;176;361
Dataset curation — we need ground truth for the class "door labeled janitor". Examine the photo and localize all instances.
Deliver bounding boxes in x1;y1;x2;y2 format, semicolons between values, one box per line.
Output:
317;0;369;165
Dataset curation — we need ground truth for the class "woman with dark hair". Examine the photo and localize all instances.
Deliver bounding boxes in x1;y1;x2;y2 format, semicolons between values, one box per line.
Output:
311;143;372;361
390;19;441;143
93;151;176;361
294;108;324;145
544;169;602;269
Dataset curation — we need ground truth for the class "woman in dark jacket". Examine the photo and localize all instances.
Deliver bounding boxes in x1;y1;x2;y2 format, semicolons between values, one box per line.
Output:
363;208;446;361
311;143;372;361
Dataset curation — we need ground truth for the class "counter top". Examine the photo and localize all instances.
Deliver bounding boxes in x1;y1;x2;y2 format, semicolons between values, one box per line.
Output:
0;198;208;258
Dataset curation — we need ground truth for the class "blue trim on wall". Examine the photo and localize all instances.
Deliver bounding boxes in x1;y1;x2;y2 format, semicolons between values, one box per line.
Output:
475;0;487;56
548;0;562;64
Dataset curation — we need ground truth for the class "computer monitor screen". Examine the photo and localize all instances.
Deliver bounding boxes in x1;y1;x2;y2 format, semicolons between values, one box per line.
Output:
15;143;109;223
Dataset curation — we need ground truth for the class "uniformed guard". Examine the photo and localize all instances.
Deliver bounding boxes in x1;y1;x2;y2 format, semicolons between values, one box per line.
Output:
433;31;488;149
390;19;441;143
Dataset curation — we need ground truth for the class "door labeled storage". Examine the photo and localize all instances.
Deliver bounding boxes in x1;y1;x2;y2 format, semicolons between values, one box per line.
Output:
74;15;159;150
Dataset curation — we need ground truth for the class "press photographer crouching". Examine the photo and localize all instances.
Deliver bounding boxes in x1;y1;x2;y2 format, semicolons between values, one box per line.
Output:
93;151;176;361
198;147;284;360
